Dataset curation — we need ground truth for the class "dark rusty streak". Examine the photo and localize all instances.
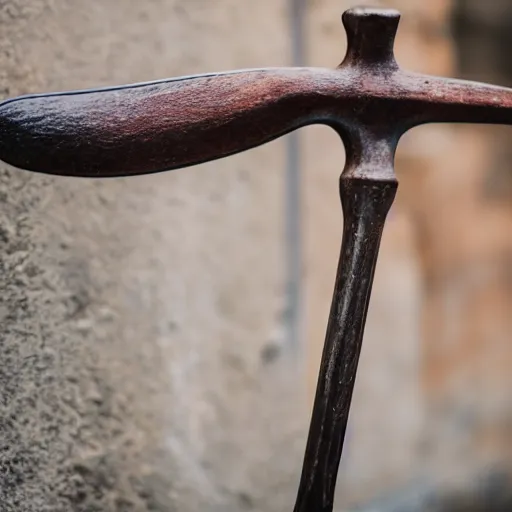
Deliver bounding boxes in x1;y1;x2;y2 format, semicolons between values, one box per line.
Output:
1;6;512;512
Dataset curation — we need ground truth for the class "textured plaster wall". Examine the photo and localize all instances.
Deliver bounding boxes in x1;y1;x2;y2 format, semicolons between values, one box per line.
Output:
0;1;307;511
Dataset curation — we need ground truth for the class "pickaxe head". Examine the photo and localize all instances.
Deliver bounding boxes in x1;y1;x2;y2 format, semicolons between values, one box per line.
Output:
0;7;511;180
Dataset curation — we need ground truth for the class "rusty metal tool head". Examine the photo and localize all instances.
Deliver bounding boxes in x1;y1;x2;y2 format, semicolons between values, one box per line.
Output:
1;6;512;512
1;8;512;179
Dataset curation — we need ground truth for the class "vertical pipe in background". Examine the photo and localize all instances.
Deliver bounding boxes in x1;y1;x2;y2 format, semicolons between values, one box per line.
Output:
285;0;306;349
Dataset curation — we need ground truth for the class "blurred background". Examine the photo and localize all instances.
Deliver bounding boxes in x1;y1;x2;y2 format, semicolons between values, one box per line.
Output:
0;0;511;511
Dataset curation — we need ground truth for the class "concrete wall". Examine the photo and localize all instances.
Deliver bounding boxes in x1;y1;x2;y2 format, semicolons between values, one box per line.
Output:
0;2;307;511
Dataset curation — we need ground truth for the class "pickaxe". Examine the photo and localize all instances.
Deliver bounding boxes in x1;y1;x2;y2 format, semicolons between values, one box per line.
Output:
1;7;512;512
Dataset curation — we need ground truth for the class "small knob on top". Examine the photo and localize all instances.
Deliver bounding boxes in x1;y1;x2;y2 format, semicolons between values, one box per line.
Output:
340;7;400;71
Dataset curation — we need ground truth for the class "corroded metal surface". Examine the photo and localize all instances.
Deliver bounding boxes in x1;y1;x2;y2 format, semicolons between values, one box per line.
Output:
1;6;512;512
